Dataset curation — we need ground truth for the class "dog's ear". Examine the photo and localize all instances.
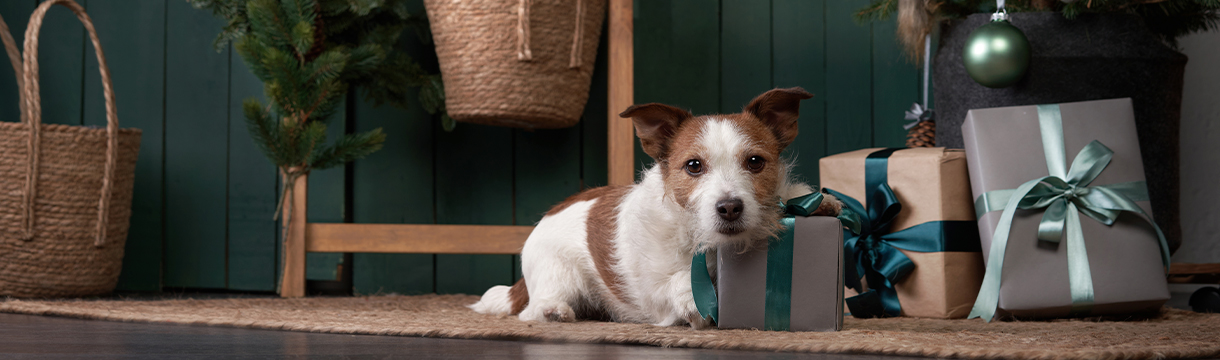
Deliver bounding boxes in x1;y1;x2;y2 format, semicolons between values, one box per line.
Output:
619;103;693;160
745;87;813;149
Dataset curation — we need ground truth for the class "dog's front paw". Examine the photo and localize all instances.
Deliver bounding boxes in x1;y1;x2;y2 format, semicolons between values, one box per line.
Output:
685;311;713;330
813;192;843;217
519;301;576;323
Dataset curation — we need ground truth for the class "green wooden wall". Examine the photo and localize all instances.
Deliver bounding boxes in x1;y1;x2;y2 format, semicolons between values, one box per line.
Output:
0;0;914;295
635;0;920;184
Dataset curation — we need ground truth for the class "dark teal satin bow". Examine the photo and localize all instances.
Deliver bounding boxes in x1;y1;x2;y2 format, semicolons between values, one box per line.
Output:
968;104;1171;322
826;184;911;318
692;191;827;330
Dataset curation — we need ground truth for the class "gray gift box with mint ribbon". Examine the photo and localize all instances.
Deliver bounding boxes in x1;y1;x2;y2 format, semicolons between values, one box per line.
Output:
692;192;844;332
961;98;1171;320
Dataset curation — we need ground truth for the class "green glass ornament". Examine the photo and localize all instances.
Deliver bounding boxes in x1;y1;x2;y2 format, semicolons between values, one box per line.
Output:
962;14;1030;88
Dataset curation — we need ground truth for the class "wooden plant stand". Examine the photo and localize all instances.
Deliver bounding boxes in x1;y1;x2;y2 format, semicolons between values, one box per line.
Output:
279;0;636;297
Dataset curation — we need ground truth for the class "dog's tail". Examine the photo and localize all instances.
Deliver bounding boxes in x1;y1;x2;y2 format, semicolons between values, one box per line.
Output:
469;278;529;315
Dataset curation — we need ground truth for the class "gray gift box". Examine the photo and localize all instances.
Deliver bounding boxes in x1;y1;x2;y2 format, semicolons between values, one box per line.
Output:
962;98;1169;318
715;216;843;331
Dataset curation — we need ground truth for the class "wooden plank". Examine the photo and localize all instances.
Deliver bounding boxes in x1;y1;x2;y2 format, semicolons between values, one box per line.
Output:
350;92;435;295
581;24;610;189
306;224;532;254
82;0;167;292
871;16;919;148
633;0;719;172
349;0;437;294
0;0;33;124
1169;263;1220;275
607;0;634;186
304;99;347;283
39;0;85;126
279;171;307;298
163;0;229;289
434;123;515;295
226;46;278;292
824;0;873;154
515;127;581;224
773;0;826;183
719;0;771;114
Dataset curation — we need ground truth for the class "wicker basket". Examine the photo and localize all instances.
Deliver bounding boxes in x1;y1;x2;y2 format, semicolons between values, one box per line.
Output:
425;0;606;129
0;0;141;298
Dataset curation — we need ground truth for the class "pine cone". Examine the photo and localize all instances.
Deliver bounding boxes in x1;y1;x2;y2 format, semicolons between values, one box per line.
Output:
906;120;936;148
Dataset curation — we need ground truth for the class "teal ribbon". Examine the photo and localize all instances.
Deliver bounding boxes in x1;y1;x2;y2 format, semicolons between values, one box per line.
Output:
967;104;1172;322
691;191;828;330
827;149;981;318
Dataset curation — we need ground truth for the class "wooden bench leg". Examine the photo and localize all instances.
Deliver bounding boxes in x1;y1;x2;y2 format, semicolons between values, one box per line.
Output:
280;172;308;298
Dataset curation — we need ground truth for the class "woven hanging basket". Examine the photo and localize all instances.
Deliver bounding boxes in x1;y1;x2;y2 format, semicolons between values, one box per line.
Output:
1;0;141;298
425;0;606;129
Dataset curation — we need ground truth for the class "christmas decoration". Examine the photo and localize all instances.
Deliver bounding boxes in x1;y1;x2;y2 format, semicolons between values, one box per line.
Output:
962;10;1030;88
906;117;937;148
962;98;1170;320
855;0;1220;61
820;148;983;319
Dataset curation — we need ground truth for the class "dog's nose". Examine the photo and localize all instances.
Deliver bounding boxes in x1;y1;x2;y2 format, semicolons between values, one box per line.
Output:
716;198;744;222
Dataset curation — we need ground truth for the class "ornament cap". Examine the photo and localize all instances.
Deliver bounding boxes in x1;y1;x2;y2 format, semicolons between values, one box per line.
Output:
990;11;1009;22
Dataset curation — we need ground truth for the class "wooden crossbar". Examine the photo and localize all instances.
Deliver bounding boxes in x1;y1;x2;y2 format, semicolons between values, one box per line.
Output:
305;223;532;254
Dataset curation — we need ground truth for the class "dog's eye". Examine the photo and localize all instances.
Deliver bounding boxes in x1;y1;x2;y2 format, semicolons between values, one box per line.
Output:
746;156;766;173
685;159;704;176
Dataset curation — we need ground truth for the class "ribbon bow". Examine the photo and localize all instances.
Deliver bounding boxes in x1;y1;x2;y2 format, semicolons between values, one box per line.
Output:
968;104;1171;322
826;183;913;318
903;103;935;130
692;191;829;329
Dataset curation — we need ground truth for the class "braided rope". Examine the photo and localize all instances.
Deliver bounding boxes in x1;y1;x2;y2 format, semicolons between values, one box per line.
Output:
21;0;119;247
517;0;532;60
568;0;583;69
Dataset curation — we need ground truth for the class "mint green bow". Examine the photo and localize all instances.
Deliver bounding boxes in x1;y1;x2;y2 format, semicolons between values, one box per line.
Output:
968;104;1171;322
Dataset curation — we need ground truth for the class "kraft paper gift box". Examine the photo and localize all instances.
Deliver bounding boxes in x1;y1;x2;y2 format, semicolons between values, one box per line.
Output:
961;98;1171;320
692;193;844;332
819;147;984;319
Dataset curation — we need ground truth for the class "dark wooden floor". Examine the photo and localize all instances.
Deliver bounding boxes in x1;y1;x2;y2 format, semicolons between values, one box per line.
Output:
0;313;920;359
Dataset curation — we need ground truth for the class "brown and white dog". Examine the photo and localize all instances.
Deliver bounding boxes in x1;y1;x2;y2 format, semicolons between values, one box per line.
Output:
470;87;840;328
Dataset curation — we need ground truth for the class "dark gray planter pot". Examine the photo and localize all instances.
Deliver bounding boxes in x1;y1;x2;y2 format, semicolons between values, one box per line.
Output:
934;12;1184;253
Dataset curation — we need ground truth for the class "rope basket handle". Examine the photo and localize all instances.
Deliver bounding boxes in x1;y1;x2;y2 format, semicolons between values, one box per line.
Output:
20;0;119;247
516;0;587;69
0;13;25;123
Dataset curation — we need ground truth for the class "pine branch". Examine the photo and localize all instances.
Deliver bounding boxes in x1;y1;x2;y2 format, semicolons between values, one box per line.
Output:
309;128;387;170
855;0;899;22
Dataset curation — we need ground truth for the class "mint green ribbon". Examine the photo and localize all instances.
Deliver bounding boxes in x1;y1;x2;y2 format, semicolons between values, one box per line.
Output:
692;191;827;330
967;104;1171;322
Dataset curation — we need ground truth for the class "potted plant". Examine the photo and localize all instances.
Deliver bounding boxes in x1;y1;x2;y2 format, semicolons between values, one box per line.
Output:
857;0;1220;253
189;0;448;293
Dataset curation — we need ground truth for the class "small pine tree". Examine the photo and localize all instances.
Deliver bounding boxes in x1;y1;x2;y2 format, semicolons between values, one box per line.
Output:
189;0;447;220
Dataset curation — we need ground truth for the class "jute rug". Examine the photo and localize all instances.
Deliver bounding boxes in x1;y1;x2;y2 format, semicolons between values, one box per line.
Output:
3;294;1219;359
